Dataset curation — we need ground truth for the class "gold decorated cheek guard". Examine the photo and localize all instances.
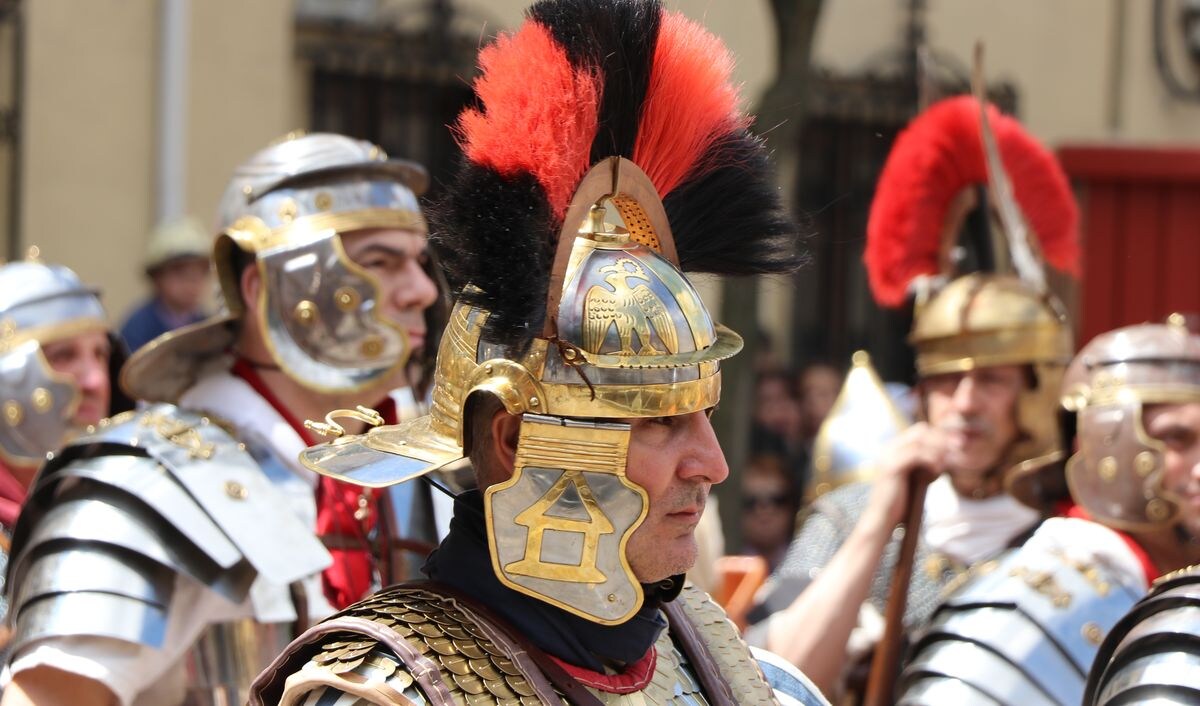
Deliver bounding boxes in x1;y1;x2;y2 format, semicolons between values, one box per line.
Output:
485;414;648;624
300;158;737;624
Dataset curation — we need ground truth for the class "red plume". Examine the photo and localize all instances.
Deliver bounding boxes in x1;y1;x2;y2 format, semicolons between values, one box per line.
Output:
864;96;1080;308
456;22;600;219
634;11;751;196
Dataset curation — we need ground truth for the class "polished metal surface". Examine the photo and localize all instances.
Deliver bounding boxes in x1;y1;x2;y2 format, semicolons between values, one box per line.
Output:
807;351;910;500
183;618;296;706
909;273;1072;508
12;590;169;651
123;132;429;402
0;260;108;466
898;542;1141;705
1065;321;1200;530
258;228;407;392
213;132;426;234
1086;563;1200;705
486;414;646;624
13;545;172;610
296;159;737;627
5;404;334;669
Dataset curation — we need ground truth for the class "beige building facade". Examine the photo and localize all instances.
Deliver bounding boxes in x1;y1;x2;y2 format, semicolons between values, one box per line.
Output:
3;0;1199;330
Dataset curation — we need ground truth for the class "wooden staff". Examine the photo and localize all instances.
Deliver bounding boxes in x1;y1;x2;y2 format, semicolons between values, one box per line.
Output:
862;472;931;706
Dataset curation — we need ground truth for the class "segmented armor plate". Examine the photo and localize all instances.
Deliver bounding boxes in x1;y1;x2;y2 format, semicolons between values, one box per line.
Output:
1084;563;1200;705
261;584;778;705
898;539;1142;706
4;403;330;658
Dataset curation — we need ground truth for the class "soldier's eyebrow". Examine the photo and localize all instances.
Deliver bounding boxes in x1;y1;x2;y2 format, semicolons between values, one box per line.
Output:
346;243;417;260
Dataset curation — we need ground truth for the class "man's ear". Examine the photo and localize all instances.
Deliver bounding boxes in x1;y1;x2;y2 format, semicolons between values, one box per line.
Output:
239;262;261;308
490;409;522;481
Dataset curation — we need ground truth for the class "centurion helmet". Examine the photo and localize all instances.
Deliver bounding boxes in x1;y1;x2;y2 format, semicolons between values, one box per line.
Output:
863;50;1080;509
1063;318;1200;530
0;257;109;466
299;0;800;625
122;132;429;401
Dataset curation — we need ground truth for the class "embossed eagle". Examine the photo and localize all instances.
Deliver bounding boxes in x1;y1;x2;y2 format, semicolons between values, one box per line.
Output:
582;258;679;356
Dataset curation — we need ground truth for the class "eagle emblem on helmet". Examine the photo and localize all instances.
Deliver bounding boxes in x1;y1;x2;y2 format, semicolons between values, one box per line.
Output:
582;258;679;356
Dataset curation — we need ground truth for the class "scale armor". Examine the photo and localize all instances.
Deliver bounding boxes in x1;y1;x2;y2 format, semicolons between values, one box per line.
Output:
897;540;1141;705
4;404;330;704
252;584;780;706
1083;563;1200;705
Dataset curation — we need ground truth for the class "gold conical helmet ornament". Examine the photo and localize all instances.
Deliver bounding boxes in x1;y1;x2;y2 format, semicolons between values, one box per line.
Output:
808;351;911;500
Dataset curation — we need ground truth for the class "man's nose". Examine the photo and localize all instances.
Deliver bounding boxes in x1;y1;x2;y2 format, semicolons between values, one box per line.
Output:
677;412;730;484
75;356;108;394
952;374;982;411
391;261;438;313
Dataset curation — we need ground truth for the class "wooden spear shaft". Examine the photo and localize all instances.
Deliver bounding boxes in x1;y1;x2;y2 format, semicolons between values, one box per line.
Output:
863;473;931;706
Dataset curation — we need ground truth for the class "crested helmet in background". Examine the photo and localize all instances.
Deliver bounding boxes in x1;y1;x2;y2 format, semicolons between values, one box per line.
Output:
299;0;801;626
0;254;111;466
1062;316;1200;530
864;74;1081;509
122;132;432;402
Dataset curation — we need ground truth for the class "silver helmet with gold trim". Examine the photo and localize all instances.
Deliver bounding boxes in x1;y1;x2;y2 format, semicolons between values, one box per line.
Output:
1063;317;1200;530
298;3;800;626
0;257;109;466
123;132;429;401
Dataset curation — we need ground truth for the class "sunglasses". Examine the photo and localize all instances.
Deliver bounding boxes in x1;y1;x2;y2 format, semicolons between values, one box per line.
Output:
743;493;792;511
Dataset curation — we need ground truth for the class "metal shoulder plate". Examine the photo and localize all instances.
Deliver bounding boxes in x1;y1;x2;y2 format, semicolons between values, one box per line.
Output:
1084;563;1200;705
6;404;329;655
898;542;1142;706
252;583;781;706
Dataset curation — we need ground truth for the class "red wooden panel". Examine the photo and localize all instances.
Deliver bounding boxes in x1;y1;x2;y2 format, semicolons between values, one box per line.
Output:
1117;185;1165;326
1163;184;1200;316
1059;146;1200;183
1079;183;1119;346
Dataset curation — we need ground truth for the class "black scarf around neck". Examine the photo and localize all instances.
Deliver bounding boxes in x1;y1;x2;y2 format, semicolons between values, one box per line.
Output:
423;489;679;672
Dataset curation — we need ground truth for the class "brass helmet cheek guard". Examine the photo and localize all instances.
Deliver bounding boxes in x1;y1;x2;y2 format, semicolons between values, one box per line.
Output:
1063;320;1200;531
301;158;739;624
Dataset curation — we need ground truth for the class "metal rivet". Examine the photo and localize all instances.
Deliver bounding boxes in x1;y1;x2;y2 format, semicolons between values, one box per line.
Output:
278;198;297;223
335;287;361;312
1135;451;1156;477
484;364;494;375
1147;498;1171;522
607;594;617;603
31;387;53;413
293;301;318;326
225;480;248;500
3;400;22;426
1098;456;1118;482
360;336;384;358
314;191;333;211
1082;622;1104;645
529;396;539;407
